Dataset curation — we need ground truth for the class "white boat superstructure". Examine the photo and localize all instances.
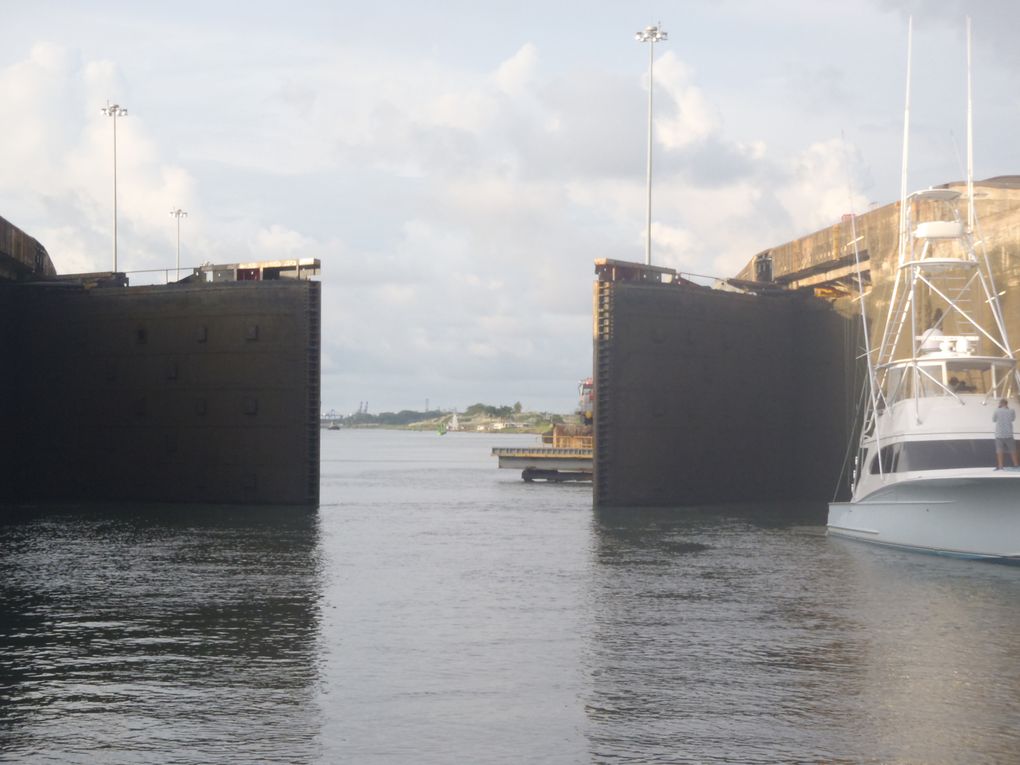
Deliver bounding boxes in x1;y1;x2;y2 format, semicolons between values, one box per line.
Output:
827;20;1020;562
828;184;1020;560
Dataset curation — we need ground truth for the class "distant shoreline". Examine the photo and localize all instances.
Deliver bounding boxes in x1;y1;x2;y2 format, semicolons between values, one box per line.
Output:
324;424;549;435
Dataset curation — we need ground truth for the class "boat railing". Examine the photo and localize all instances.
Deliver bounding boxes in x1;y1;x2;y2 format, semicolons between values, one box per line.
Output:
877;354;1019;405
491;446;593;458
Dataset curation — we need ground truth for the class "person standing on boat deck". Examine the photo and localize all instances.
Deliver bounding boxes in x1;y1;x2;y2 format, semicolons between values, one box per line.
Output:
993;398;1019;469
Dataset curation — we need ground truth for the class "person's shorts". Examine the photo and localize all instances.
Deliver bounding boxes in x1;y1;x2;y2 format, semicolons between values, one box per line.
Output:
996;436;1015;454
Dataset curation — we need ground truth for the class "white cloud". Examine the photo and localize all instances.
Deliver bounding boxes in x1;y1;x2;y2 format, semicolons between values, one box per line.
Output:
494;43;540;97
0;43;203;275
775;138;868;233
648;222;698;272
32;225;96;275
653;52;721;149
251;224;315;259
377;283;418;305
3;3;1018;413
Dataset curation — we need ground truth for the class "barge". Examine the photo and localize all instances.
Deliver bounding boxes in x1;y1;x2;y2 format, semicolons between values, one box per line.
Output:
492;424;593;482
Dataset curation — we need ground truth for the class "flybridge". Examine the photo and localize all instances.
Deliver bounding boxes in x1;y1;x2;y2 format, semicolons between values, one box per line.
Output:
871;185;1018;412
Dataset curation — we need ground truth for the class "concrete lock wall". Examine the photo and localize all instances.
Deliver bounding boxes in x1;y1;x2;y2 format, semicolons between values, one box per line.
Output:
737;178;1020;351
593;279;860;507
0;279;320;506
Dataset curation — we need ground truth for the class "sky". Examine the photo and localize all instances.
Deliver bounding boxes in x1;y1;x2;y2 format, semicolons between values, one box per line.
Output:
3;0;1020;415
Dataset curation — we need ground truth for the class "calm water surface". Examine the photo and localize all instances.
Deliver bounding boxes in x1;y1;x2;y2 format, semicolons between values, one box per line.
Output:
3;429;1020;763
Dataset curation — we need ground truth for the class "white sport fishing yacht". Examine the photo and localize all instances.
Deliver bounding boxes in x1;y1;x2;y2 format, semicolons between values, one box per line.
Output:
827;19;1020;561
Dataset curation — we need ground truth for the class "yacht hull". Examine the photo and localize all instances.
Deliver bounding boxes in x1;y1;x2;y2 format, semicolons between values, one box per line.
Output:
828;476;1020;561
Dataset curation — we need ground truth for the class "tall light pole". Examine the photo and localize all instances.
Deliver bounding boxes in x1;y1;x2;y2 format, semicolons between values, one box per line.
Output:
169;208;188;281
635;24;667;266
101;102;128;272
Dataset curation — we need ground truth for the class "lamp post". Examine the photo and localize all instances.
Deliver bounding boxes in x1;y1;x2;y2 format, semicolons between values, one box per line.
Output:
635;24;667;266
169;208;188;281
101;102;128;272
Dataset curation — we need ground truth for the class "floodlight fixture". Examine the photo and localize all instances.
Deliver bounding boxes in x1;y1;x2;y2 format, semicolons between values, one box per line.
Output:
636;25;667;44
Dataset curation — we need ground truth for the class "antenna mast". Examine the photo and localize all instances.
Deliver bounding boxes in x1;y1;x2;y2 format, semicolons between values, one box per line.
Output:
875;17;915;379
897;16;913;265
966;16;975;232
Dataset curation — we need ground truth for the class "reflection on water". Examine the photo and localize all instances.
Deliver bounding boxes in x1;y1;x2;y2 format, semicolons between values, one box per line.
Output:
4;433;1020;764
0;504;322;764
828;540;1020;763
315;431;593;763
589;503;1020;763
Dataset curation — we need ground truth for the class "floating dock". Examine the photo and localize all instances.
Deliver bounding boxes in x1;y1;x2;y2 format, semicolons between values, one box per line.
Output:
491;445;592;482
492;424;592;481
